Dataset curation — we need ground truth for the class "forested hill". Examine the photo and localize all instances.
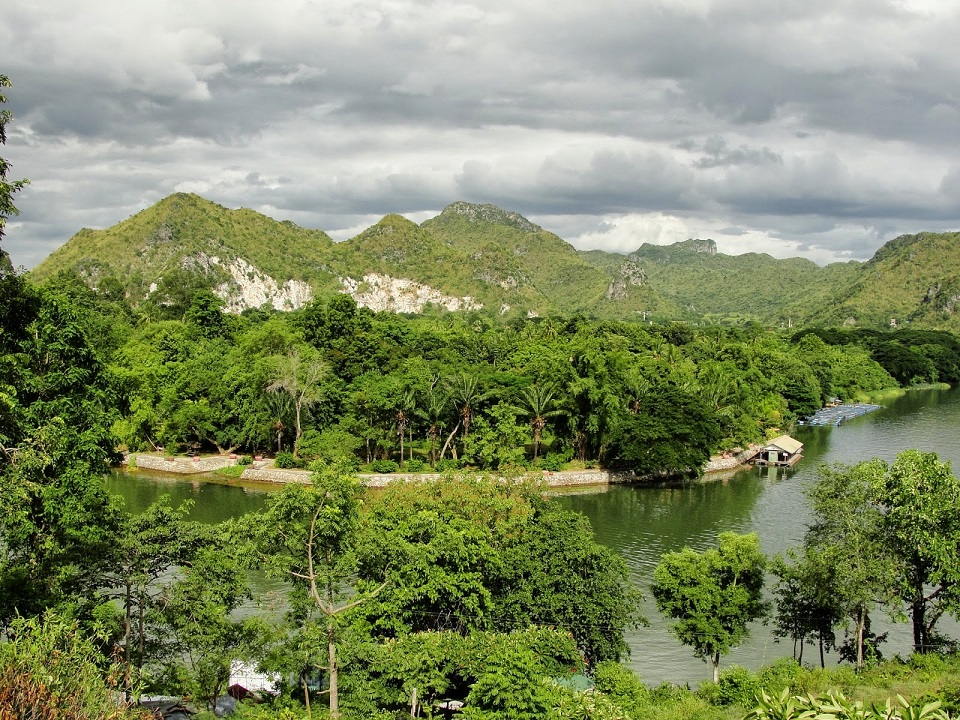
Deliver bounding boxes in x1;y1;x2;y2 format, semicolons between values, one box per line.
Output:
27;192;960;330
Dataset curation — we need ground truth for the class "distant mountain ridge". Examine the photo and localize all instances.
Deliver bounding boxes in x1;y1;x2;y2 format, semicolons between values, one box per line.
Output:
27;193;960;331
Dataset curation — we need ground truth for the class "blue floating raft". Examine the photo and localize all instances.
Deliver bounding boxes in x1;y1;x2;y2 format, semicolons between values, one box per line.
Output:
801;403;881;427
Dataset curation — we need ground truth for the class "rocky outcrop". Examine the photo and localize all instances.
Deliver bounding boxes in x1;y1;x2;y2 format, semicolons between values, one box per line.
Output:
606;260;647;300
340;273;482;313
442;201;541;233
213;256;313;312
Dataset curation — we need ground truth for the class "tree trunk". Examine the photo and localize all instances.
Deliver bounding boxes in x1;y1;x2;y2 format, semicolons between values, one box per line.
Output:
712;651;720;683
856;605;865;673
439;422;460;461
912;595;927;653
819;636;825;669
327;616;339;720
303;676;312;719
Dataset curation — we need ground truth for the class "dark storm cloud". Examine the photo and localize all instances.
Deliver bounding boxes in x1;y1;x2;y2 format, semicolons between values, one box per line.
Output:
3;0;960;269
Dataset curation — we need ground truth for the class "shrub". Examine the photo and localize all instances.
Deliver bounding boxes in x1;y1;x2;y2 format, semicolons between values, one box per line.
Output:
538;452;568;472
371;459;399;473
0;612;146;720
435;458;460;471
237;455;253;466
593;660;649;713
274;451;302;469
404;458;426;472
698;665;760;707
756;657;803;696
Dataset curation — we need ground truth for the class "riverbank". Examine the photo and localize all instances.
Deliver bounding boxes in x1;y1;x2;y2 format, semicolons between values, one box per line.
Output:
125;446;759;487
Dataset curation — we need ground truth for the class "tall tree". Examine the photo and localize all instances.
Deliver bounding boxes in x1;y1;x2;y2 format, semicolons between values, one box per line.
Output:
267;345;329;455
874;450;960;654
770;547;843;667
652;532;767;682
0;75;29;257
249;462;385;720
806;460;895;671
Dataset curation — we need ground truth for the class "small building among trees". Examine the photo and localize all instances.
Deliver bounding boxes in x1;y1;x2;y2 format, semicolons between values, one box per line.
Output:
750;435;803;467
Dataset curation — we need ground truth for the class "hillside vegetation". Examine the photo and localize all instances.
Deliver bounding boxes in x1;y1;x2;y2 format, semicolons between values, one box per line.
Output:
27;193;960;331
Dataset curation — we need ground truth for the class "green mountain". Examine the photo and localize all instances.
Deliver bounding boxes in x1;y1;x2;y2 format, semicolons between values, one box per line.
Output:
800;231;960;332
26;193;960;331
30;193;338;311
580;238;862;326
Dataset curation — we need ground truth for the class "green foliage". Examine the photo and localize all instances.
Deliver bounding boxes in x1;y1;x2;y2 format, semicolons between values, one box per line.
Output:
698;665;762;707
653;532;767;681
404;457;427;472
745;689;951;720
0;611;147;719
592;660;650;715
608;387;723;477
538;451;568;471
356;477;641;663
370;458;400;473
274;450;303;469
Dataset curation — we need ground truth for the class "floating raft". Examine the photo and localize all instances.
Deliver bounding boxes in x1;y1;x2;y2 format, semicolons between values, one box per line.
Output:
801;403;881;426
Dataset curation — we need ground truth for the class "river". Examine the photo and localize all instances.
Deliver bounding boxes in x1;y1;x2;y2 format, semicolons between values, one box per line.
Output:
105;385;960;685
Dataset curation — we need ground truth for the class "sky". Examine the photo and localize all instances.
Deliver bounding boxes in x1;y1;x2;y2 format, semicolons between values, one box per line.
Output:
3;0;960;270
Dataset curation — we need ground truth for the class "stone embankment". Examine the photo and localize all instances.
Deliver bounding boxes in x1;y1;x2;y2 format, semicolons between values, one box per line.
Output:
128;447;758;486
131;454;237;474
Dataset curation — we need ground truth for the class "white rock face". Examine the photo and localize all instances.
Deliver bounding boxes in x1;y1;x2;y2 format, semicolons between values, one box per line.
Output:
207;256;313;312
340;273;482;313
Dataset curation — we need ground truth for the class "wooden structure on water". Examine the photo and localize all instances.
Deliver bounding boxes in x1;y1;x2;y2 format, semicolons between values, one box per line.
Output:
750;435;803;467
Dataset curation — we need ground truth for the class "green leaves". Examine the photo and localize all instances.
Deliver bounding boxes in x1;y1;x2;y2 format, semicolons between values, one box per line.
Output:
745;689;950;720
652;532;767;681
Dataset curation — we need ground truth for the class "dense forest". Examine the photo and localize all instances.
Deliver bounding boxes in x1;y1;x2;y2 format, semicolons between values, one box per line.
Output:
4;75;960;720
32;266;960;476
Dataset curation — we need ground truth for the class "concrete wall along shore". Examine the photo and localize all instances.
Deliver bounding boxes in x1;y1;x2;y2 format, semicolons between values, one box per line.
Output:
132;453;237;474
129;446;757;486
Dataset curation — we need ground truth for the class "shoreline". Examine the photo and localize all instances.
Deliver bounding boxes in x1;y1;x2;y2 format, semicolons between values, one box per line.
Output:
124;446;759;488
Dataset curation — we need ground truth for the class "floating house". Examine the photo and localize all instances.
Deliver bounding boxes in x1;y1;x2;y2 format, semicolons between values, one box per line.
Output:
750;435;803;467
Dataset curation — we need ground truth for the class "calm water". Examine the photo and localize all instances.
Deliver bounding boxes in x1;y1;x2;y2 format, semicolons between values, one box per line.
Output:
555;386;960;683
106;386;960;684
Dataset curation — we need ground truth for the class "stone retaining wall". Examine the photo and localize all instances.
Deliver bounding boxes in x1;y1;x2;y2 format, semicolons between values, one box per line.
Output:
131;454;237;474
133;450;755;485
239;467;313;484
703;447;756;473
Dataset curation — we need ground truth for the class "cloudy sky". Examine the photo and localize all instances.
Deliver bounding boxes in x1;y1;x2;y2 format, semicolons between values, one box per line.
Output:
3;0;960;269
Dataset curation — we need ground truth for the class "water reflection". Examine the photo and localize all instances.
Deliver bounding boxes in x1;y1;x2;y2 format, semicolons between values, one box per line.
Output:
105;388;960;685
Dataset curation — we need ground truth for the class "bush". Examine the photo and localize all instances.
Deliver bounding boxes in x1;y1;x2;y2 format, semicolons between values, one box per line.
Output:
0;611;146;720
237;455;253;466
756;657;803;696
698;665;760;707
370;459;399;473
593;660;649;713
435;458;460;471
538;452;568;472
274;451;303;469
404;458;426;472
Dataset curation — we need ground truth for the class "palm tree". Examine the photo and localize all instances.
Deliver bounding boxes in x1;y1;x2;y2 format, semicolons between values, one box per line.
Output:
449;372;482;439
513;382;564;461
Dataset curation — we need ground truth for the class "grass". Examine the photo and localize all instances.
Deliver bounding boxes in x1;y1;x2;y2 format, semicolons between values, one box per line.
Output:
214;465;246;478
